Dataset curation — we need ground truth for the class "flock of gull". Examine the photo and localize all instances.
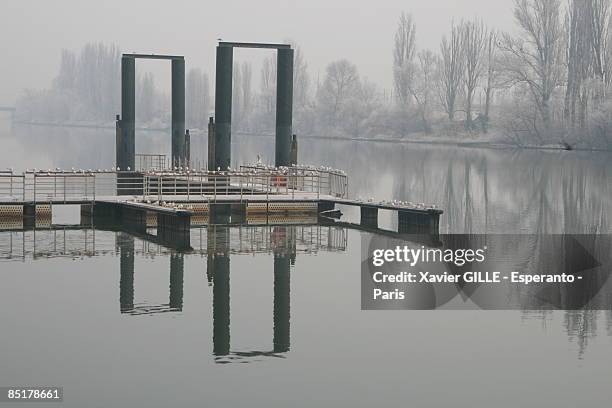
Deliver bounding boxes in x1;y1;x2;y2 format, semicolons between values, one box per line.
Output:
11;164;436;211
354;197;438;210
16;163;347;177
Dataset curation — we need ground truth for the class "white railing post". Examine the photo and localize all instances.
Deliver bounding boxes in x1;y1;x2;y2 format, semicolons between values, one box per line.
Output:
240;175;243;201
345;177;348;199
158;175;162;202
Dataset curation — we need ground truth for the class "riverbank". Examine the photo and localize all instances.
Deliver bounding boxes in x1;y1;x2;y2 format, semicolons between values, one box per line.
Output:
13;120;168;132
11;120;611;152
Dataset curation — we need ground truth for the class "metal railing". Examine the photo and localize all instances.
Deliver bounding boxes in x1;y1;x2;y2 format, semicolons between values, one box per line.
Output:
0;171;25;201
135;154;167;171
0;166;349;204
26;171;96;203
0;225;348;261
139;169;327;202
240;164;348;198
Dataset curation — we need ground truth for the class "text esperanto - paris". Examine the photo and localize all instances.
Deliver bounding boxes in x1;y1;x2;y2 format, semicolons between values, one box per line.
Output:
372;271;579;285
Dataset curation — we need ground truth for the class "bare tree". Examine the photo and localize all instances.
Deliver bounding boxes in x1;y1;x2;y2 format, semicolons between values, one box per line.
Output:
499;0;565;128
293;45;310;110
317;59;360;124
240;62;253;128
483;29;499;130
393;12;417;109
588;0;611;85
54;49;77;91
344;78;380;136
232;63;243;128
605;11;612;86
439;23;465;121
461;19;488;129
136;72;155;123
408;50;437;133
565;0;592;128
186;68;210;129
260;56;276;116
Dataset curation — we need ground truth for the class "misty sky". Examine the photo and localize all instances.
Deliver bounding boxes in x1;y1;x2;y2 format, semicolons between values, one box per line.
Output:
0;0;518;105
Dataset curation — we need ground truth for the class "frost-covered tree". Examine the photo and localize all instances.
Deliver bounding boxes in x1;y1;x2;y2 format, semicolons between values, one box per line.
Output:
565;0;593;128
240;62;253;128
410;50;437;133
260;56;276;116
483;30;499;127
461;19;488;129
588;0;611;85
186;68;210;129
54;49;77;91
393;12;417;109
136;72;155;123
439;23;465;121
317;59;361;125
293;45;310;110
499;0;565;127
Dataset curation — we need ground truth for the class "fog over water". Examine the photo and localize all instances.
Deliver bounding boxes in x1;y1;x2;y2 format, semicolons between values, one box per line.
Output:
0;0;515;103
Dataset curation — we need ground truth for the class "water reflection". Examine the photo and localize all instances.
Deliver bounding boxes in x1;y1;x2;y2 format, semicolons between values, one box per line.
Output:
2;121;612;361
0;220;344;363
118;233;185;315
3;222;610;360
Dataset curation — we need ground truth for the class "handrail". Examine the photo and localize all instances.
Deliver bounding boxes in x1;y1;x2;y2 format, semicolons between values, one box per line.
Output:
0;168;349;203
135;154;167;171
240;164;348;198
0;225;348;261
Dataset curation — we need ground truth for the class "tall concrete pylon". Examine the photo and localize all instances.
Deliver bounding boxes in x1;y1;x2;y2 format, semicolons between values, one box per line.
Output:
213;42;294;170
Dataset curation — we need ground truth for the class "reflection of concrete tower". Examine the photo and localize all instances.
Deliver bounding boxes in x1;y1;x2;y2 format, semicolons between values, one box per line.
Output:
212;253;230;356
169;253;184;311
272;226;295;353
206;224;298;358
273;254;291;353
118;233;135;313
118;233;185;315
209;211;232;356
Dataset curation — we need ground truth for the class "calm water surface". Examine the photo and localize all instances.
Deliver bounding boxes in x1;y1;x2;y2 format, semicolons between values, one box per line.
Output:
0;120;611;407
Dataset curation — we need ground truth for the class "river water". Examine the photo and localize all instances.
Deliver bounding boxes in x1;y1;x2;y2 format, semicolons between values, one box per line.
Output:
0;120;611;407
